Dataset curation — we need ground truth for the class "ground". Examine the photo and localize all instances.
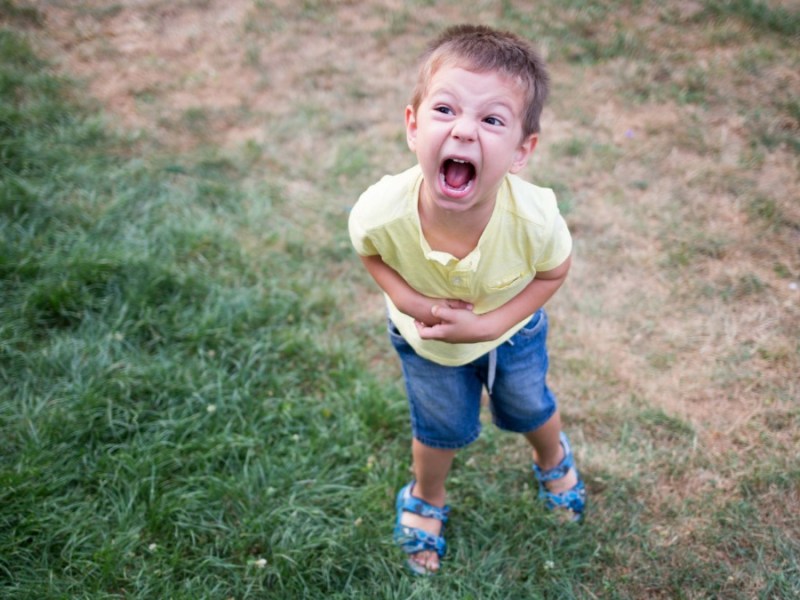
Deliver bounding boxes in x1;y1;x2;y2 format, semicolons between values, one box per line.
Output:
13;0;800;590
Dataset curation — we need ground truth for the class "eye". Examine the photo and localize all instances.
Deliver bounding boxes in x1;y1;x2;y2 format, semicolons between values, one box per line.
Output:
484;116;504;126
434;105;453;115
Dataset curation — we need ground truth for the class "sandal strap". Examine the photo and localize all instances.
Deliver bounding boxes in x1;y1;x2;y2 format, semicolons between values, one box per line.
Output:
397;482;450;522
533;432;575;483
394;482;449;562
531;432;586;521
394;524;447;558
539;479;586;518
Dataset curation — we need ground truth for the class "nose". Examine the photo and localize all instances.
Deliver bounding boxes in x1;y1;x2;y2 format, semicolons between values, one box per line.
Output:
451;116;477;142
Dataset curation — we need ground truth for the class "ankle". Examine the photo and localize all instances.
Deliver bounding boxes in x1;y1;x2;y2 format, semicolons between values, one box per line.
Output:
411;482;446;507
534;442;565;472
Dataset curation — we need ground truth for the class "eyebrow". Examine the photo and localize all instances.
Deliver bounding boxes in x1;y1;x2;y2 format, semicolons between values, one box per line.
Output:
484;98;516;114
428;88;518;115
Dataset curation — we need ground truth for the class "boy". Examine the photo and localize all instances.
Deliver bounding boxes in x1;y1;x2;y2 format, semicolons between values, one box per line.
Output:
348;24;585;575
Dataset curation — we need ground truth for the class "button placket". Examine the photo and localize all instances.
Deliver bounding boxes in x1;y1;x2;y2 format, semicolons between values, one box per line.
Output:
450;271;471;287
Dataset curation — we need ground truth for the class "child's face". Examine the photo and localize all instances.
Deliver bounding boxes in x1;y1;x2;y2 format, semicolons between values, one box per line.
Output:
406;64;538;215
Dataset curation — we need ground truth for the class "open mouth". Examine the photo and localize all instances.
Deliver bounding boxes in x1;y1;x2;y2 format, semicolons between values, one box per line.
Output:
439;158;476;193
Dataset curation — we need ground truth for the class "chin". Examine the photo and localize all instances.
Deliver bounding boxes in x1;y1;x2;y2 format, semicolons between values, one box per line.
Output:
432;194;479;213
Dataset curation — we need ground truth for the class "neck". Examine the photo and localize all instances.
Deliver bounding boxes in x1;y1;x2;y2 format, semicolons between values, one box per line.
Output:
418;188;496;259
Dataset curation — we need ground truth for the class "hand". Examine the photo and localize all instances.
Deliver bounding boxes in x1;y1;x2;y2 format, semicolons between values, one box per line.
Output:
437;298;474;311
414;298;473;327
414;304;496;344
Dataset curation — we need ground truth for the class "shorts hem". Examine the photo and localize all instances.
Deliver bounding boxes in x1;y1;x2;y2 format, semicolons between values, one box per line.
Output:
493;404;557;435
413;428;481;450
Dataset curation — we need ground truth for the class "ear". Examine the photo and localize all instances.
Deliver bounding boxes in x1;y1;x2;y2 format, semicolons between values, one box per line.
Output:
405;105;418;152
509;133;538;174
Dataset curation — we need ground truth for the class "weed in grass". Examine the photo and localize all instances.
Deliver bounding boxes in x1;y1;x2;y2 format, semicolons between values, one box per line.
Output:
639;408;695;443
552;136;588;158
385;9;412;36
772;262;792;279
244;41;261;68
701;0;800;38
0;0;42;26
663;233;728;270
736;45;777;76
181;106;210;136
646;350;676;371
746;194;783;227
749;108;800;153
674;65;709;105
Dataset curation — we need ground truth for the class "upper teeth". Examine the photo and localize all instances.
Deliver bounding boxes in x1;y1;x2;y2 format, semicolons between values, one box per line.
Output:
451;159;467;163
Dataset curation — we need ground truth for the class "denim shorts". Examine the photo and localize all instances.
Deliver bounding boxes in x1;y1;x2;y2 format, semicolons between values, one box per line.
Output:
388;309;557;450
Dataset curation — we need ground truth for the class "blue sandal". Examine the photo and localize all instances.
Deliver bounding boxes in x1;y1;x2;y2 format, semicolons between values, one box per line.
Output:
532;432;586;522
393;482;450;575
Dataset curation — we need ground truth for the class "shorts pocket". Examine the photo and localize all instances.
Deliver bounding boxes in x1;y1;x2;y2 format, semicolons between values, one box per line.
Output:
514;309;547;341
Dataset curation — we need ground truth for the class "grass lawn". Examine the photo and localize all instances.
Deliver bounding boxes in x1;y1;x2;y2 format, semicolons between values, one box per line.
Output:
1;1;798;598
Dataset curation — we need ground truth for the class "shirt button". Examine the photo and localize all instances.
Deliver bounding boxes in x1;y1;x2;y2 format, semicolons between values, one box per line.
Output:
452;277;462;285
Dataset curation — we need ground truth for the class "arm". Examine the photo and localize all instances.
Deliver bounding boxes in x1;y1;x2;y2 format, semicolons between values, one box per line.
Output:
415;255;571;343
359;254;473;327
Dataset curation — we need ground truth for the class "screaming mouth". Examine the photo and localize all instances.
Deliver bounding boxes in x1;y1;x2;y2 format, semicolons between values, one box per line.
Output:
441;158;475;191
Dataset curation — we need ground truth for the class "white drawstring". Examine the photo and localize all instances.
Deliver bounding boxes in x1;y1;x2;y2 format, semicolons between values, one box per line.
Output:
487;348;497;396
487;338;514;396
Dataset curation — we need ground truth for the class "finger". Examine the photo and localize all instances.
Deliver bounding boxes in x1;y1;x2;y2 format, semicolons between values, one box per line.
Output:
431;305;459;323
444;299;471;310
419;323;452;341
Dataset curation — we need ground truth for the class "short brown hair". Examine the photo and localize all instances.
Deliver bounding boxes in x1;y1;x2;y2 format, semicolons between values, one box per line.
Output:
410;25;550;138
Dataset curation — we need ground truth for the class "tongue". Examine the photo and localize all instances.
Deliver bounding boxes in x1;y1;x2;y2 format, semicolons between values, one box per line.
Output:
444;160;473;189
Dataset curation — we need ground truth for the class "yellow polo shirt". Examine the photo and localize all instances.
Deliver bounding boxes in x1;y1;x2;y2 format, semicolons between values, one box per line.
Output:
349;164;572;366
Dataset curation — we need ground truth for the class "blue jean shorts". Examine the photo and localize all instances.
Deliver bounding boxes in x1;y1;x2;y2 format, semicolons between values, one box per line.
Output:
388;309;558;450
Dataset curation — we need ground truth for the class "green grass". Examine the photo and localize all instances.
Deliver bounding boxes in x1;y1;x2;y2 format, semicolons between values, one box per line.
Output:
2;2;799;597
0;27;400;598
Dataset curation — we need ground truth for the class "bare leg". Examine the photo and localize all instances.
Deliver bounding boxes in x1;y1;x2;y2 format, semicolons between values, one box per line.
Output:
401;438;456;573
523;410;577;493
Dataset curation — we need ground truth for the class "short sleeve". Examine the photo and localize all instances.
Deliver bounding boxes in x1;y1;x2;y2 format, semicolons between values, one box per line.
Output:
534;212;572;272
348;207;378;256
348;168;419;258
